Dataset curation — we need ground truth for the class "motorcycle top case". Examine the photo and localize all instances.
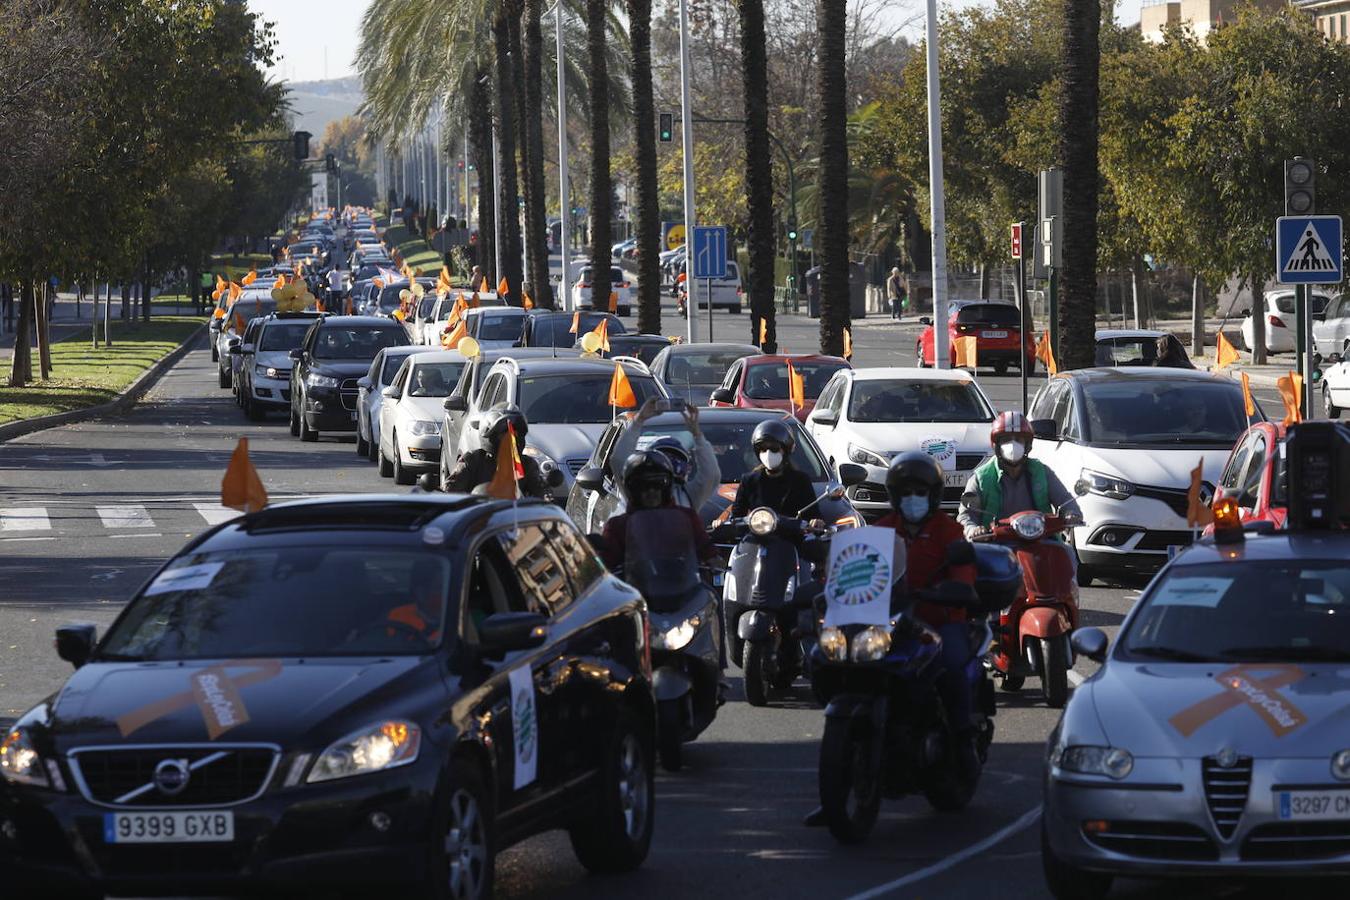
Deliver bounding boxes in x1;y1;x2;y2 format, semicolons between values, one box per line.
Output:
972;544;1021;613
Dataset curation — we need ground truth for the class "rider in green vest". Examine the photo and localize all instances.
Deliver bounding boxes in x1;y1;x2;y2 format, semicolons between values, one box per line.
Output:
957;410;1078;539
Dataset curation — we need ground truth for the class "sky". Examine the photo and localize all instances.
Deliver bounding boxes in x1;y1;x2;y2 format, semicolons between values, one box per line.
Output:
248;0;1146;85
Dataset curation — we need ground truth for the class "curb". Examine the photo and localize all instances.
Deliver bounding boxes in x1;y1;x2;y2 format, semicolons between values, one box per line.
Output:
0;323;207;444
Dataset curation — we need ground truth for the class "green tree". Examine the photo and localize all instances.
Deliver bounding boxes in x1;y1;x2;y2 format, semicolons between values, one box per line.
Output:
628;0;662;332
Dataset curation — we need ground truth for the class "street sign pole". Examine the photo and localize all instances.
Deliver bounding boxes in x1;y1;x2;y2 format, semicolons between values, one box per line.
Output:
924;0;949;369
1013;221;1028;413
1275;214;1343;415
677;0;698;342
706;278;714;342
556;0;571;310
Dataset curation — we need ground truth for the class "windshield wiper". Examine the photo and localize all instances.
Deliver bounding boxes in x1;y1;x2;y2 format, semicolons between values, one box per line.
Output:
1127;645;1215;662
1219;645;1350;662
95;651;146;662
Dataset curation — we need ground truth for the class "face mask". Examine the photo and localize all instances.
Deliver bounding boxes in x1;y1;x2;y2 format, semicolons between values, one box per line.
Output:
899;495;929;523
638;487;664;509
998;441;1026;464
759;450;784;471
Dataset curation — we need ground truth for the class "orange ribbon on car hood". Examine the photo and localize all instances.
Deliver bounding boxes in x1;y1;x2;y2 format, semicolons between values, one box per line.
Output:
1169;664;1308;738
116;659;283;739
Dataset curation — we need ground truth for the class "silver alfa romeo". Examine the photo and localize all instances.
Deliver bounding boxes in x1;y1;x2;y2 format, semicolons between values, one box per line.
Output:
1042;530;1350;898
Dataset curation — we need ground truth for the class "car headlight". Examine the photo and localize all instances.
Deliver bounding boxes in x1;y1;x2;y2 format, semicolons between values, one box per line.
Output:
307;721;421;783
1332;749;1350;781
255;365;281;380
410;419;441;436
1011;511;1046;540
522;445;558;473
850;625;892;662
848;444;890;467
819;626;848;661
306;373;340;388
1076;469;1135;501
747;507;778;536
1054;745;1134;779
0;727;49;788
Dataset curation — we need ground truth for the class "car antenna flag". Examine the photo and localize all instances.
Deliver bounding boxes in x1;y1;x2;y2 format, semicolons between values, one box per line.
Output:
486;430;521;500
610;361;637;410
1035;331;1058;376
1213;332;1239;372
1185;458;1213;529
954;335;977;369
788;360;806;412
1277;370;1304;425
222;437;269;513
1240;371;1256;418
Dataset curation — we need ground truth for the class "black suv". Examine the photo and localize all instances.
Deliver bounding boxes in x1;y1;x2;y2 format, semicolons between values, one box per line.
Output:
288;315;410;441
518;311;625;348
0;495;655;899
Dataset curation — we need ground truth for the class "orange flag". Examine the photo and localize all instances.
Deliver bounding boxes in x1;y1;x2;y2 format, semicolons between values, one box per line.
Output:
373;277;385;289
441;320;467;349
221;437;269;513
1035;331;1058;376
449;294;468;327
1185;458;1213;528
485;432;520;500
215;274;227;294
843;326;853;361
1214;332;1239;371
272;275;285;291
233;311;245;334
480;276;491;292
213;307;226;319
954;335;978;368
609;361;637;408
1240;371;1256;418
609;291;619;313
788;360;805;411
1277;370;1304;426
228;281;242;304
590;318;611;352
344;297;353;315
569;310;581;334
498;276;509;296
522;292;534;310
316;299;326;313
241;269;258;287
758;319;768;346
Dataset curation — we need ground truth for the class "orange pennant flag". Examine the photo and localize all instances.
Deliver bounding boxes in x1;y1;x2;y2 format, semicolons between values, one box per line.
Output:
1186;458;1213;528
498;276;509;296
609;361;637;408
373;277;385;289
221;437;269;513
440;265;452;284
788;360;805;411
212;307;226;319
228;281;242;304
759;318;768;346
215;274;227;294
233;311;245;334
954;335;978;368
272;275;285;291
569;310;581;334
1035;331;1058;376
480;276;491;292
441;320;467;349
1277;370;1304;426
344;297;353;315
843;326;853;361
609;291;619;313
449;294;468;327
590;318;611;352
316;299;326;313
1214;332;1239;371
485;433;520;500
1240;371;1256;418
523;292;534;310
241;269;258;287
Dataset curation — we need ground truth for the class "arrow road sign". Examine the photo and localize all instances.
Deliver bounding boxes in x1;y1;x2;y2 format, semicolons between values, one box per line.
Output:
1277;215;1343;285
692;226;728;279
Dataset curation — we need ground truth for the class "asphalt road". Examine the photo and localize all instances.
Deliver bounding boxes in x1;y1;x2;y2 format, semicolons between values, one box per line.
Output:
0;300;1297;900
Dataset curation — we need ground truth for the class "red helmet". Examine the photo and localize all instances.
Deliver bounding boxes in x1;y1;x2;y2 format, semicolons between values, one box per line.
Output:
990;411;1033;446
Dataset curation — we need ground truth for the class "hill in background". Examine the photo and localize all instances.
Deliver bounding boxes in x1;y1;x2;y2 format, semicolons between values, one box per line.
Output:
287;76;363;139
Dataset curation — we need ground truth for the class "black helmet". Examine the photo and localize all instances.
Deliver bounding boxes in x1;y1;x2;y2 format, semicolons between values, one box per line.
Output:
622;451;675;509
885;451;943;518
751;419;795;455
646;436;691;483
484;403;528;446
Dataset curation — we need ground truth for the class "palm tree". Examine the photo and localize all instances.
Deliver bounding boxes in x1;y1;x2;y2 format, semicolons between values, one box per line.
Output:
814;0;850;356
626;0;660;333
492;2;524;300
739;0;776;351
585;0;613;310
1058;0;1100;369
521;0;554;307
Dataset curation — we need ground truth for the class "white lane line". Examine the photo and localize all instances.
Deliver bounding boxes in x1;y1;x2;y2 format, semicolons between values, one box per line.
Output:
0;536;56;543
193;503;240;526
845;806;1042;900
0;507;51;532
108;533;164;540
1068;670;1085;686
97;505;154;529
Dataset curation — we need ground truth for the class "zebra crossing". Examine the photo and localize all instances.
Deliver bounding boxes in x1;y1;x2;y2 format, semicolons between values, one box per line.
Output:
0;498;309;541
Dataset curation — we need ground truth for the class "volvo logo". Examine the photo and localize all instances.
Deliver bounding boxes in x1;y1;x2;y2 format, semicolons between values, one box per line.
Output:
153;758;191;796
1214;747;1239;769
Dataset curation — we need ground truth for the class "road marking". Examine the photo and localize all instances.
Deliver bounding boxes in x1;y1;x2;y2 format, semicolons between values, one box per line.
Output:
844;806;1042;899
193;502;240;526
0;536;55;543
108;533;163;540
0;507;51;532
1068;670;1084;686
97;505;154;529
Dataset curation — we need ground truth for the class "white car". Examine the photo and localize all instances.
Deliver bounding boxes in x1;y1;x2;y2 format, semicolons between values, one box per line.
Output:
377;350;470;484
463;306;529;349
421;291;502;346
1321;356;1350;419
1028;368;1257;585
1240;288;1331;354
355;345;433;460
806;367;995;520
571;265;634;316
1312;291;1350;356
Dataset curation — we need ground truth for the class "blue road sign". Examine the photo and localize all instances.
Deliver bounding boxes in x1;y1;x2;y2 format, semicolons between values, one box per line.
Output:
1277;215;1342;285
692;226;728;279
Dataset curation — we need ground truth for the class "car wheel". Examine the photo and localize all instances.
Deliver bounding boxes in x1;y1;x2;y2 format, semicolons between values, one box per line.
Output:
217;363;230;389
619;305;631;317
1326;385;1342;420
378;446;394;478
1042;819;1112;900
425;765;495;900
392;435;415;485
289;404;301;437
244;394;264;422
355;428;369;456
1040;636;1070;709
210;342;218;363
568;709;654;873
1001;675;1025;692
1076;563;1096;588
994;361;1009;376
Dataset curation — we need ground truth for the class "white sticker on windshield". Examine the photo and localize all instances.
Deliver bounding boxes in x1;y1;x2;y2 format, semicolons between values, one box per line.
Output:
145;562;225;596
1153;576;1232;608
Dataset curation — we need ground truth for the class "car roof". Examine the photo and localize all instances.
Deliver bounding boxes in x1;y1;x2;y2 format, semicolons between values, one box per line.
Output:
741;353;848;365
261;312;324;322
313;315;404;326
664;341;760;354
621;407;798;427
380;345;429;358
1055;367;1232;384
1176;531;1350;566
507;357;655;375
610;333;671;343
1096;329;1166;340
407;349;467;363
844;366;981;383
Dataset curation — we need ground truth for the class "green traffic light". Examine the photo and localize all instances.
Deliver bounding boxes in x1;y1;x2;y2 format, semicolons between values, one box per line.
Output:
787;230;798;241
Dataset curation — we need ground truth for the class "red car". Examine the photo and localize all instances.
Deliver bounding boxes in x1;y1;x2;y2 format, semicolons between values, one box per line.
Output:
708;353;852;422
916;300;1036;374
1207;421;1287;534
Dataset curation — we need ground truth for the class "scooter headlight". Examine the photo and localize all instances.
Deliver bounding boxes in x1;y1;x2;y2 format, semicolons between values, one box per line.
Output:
819;626;847;661
1011;511;1046;541
747;507;777;536
850;625;892;662
651;611;705;651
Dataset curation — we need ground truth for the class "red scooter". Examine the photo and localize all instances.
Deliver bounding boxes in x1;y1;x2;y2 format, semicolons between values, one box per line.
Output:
971;508;1080;708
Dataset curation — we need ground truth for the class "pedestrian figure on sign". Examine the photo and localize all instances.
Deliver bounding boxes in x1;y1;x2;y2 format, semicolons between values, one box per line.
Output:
1301;229;1322;267
887;267;907;320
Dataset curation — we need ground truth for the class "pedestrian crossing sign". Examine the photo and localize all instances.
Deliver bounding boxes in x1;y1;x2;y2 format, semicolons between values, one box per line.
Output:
1276;215;1343;284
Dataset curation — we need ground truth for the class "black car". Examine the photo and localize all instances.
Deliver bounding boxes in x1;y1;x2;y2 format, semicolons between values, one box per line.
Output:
519;311;626;348
574;333;673;366
0;495;655;899
289;315;410;441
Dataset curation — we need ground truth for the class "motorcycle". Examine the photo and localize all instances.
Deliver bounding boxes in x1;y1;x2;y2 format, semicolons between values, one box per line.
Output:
810;541;1020;844
968;502;1081;708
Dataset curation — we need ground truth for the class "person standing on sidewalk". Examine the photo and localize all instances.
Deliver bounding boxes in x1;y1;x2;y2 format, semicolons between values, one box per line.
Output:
887;267;908;320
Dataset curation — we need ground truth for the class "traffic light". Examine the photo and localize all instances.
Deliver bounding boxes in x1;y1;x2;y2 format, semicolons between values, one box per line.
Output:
457;160;465;171
1285;157;1316;216
659;113;673;143
293;130;311;160
787;227;798;242
325;154;336;173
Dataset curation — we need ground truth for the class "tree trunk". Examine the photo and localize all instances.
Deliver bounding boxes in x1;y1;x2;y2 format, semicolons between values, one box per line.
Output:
814;0;850;356
1250;274;1267;364
629;0;662;334
521;0;554;309
1131;262;1140;329
469;70;496;283
1191;274;1205;358
121;281;130;320
36;282;51;379
585;0;613;310
142;260;153;322
8;279;33;388
1057;0;1100;370
91;281;101;347
739;0;775;351
979;264;991;300
493;7;524;302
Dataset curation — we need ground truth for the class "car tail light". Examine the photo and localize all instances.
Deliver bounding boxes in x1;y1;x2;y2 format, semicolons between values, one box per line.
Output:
578;283;590;289
1269;315;1286;328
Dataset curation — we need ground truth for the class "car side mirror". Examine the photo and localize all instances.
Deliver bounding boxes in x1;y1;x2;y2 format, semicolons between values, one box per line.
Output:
357;377;372;390
837;463;868;487
55;623;96;669
479;612;548;655
228;344;242;355
288;348;303;361
443;394;468;412
709;388;735;404
381;385;400;399
919;316;932;327
575;465;606;494
812;410;838;427
1071;627;1109;664
1030;418;1058;441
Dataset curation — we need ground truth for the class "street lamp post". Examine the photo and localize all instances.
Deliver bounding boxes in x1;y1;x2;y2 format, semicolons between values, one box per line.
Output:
677;0;697;342
924;0;950;369
556;0;572;310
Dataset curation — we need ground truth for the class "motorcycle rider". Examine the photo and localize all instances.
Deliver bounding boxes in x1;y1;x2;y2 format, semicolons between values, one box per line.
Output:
443;403;553;499
607;397;718;510
731;419;819;521
958;411;1079;540
599;450;719;572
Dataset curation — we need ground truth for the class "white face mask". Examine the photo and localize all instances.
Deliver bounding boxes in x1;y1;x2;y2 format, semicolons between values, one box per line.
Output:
998;441;1026;464
759;449;785;471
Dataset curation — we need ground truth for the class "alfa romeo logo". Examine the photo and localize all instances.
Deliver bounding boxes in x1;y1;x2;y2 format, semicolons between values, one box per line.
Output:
513;687;536;764
828;543;891;606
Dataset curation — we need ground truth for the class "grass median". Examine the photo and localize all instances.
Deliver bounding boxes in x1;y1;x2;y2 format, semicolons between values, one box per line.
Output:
0;316;203;426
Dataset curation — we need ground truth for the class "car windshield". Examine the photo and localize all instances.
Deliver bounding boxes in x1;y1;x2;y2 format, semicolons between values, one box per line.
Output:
744;361;848;400
1096;337;1159;366
644;420;828;482
608;337;667;364
258;323;312;352
531;314;626;347
1274;294;1329;315
476;315;525;341
848;379;993;423
380;353;411;385
313;326;406;360
663;349;753;386
417;296;436;318
955;304;1020;327
1121;561;1350;663
1081;380;1251;445
518;373;662;423
98;548;452;658
408;362;466;397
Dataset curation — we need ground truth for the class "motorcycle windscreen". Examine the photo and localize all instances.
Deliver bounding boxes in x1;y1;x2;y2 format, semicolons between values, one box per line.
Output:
623;507;703;611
